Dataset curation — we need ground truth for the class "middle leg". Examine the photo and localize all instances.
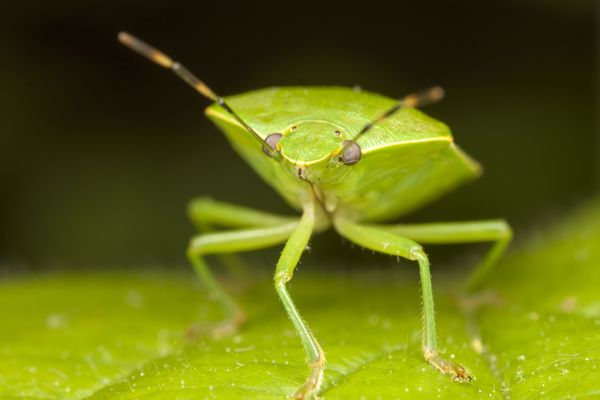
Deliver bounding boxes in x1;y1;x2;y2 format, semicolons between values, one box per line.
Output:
187;196;298;277
334;217;471;382
376;219;512;291
187;221;299;338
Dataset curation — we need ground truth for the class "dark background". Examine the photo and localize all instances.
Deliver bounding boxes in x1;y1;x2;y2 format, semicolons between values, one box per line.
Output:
1;1;597;270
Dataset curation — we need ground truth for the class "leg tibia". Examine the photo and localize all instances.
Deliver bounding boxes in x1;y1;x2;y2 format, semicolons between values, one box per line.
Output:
274;204;325;399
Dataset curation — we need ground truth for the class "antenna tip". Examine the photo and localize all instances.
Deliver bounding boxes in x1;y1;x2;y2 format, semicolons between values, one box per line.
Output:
117;31;130;43
431;86;446;101
430;86;445;101
403;86;445;107
117;31;174;69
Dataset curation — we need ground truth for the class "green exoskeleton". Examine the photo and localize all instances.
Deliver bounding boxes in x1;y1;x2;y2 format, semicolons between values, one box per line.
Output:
119;32;512;399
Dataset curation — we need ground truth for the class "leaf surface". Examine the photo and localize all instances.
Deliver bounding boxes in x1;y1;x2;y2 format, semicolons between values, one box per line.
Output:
1;198;599;399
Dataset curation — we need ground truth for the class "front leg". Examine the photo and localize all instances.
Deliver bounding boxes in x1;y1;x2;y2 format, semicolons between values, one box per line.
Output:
334;217;471;382
274;202;325;399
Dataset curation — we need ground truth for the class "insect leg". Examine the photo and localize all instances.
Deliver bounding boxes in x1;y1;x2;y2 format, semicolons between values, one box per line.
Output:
334;217;471;382
187;221;298;338
274;202;324;400
188;197;298;277
374;220;512;292
188;196;297;230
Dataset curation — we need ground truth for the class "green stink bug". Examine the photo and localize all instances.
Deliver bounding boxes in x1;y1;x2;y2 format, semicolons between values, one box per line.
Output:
119;32;512;399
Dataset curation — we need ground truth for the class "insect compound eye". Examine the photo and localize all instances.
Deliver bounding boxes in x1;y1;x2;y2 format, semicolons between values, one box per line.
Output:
262;133;283;157
341;140;361;165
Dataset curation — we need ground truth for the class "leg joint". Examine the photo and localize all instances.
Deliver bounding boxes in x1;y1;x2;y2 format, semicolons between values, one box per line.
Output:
483;219;513;240
187;196;214;217
409;245;427;261
187;237;208;257
274;271;292;285
310;355;326;367
500;221;513;240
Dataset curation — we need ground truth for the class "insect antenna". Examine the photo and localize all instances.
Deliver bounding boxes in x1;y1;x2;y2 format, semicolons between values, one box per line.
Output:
118;32;274;153
344;86;445;152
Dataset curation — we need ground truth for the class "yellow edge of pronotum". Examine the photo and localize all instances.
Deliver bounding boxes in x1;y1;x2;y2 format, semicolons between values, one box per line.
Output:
205;106;482;176
362;138;482;177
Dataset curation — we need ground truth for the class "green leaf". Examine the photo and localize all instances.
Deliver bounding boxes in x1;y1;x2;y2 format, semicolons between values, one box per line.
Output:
1;198;599;399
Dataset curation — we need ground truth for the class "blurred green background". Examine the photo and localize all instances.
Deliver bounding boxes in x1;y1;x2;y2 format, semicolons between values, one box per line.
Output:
0;1;597;270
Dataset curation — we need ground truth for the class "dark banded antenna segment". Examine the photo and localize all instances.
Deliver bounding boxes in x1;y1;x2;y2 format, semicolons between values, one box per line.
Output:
351;86;445;144
118;32;273;153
